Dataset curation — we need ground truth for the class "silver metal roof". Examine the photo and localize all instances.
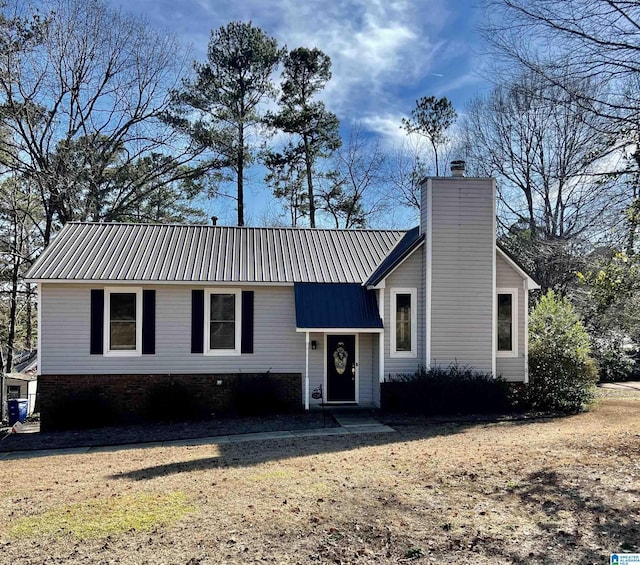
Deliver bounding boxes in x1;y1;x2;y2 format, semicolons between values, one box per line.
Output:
27;223;405;284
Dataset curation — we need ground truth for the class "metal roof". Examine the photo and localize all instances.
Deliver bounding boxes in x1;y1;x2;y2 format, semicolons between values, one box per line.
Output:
365;226;423;286
294;283;383;329
27;223;405;284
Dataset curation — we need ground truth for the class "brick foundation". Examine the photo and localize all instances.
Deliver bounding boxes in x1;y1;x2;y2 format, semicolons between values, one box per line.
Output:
39;373;303;430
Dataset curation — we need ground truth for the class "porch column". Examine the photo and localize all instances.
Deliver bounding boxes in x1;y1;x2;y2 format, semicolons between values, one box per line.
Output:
378;288;385;382
379;333;384;383
305;331;310;410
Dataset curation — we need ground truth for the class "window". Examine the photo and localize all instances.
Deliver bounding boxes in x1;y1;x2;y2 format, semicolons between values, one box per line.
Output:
7;385;21;399
390;288;417;358
104;287;142;356
205;289;241;355
497;288;518;357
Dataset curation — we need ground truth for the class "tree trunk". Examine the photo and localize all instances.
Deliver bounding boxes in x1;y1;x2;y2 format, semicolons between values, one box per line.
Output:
0;373;6;424
627;149;640;256
303;134;315;227
431;139;440;176
6;258;20;373
25;283;33;351
237;125;245;227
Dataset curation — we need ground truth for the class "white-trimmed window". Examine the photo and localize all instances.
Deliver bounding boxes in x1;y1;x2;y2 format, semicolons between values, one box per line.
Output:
205;288;241;355
497;288;518;357
104;287;142;356
390;288;417;358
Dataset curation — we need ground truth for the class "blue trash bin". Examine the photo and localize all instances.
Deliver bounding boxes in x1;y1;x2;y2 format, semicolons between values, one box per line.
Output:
8;398;28;426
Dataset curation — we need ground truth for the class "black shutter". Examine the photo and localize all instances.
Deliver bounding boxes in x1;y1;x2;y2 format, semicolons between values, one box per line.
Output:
241;290;254;354
142;290;156;354
191;289;204;354
90;289;104;354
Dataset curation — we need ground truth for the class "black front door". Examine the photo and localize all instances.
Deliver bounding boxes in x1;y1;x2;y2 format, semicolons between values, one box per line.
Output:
326;335;356;402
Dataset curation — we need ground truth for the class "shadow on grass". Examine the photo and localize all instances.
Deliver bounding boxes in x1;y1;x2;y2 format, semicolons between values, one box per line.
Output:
492;469;640;563
115;456;224;480
108;417;544;481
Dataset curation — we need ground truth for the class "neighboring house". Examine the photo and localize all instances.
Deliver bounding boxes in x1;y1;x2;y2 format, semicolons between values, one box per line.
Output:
4;374;38;416
26;167;539;428
3;352;38;418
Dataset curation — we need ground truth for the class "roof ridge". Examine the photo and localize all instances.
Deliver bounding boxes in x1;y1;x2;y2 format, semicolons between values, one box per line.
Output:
65;221;406;233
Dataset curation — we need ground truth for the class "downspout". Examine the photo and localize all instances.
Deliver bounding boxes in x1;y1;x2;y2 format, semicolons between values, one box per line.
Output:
37;283;42;377
491;179;497;378
524;279;529;384
378;288;384;383
425;179;433;370
305;331;310;410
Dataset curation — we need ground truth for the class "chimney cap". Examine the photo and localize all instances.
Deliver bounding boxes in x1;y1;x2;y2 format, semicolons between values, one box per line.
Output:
450;160;466;177
211;216;218;226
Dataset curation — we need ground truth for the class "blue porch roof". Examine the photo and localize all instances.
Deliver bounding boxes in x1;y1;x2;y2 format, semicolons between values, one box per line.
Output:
294;283;383;329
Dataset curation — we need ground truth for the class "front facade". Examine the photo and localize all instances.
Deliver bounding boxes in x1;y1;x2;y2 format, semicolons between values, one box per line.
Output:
27;173;538;426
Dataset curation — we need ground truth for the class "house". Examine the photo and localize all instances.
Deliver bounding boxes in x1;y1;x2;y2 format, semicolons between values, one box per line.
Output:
4;374;38;416
2;351;38;420
26;165;539;428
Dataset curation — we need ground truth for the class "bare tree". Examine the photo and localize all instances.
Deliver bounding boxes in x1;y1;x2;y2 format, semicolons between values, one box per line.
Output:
319;124;389;228
462;71;623;289
482;0;640;129
0;0;202;246
0;175;40;373
387;138;429;210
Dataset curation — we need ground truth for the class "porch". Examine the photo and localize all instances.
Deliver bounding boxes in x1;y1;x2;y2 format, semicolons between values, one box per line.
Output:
293;283;384;410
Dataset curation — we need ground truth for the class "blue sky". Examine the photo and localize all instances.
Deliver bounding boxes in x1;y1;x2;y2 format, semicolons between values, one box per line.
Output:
108;0;491;226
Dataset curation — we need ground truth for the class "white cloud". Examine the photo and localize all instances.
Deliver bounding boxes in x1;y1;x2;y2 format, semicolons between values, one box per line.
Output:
359;113;409;147
108;0;484;121
271;0;447;115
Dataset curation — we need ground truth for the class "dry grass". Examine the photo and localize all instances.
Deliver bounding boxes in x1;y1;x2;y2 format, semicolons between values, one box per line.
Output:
1;395;639;564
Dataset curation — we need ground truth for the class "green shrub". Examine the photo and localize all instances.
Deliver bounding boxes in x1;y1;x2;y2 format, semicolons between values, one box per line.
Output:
528;290;598;413
591;334;636;382
381;363;513;415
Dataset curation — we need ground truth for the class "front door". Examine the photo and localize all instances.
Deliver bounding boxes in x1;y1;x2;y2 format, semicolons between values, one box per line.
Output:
326;334;356;402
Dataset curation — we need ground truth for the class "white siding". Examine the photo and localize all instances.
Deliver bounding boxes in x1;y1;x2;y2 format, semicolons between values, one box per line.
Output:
358;333;374;405
40;284;306;375
40;284;382;405
372;333;381;407
496;253;527;382
307;332;325;406
383;248;425;376
427;178;495;373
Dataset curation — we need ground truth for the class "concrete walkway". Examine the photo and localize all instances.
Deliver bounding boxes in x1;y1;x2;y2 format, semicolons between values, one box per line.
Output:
599;381;640;391
0;419;395;461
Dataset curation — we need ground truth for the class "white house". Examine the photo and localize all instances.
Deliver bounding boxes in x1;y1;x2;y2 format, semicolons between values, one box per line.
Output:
26;166;539;428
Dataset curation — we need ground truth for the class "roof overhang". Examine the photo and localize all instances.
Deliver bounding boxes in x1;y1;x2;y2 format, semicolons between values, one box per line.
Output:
294;283;383;331
365;226;424;288
28;279;296;286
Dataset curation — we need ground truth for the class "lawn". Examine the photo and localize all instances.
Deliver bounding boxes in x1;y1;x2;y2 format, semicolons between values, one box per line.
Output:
1;392;639;564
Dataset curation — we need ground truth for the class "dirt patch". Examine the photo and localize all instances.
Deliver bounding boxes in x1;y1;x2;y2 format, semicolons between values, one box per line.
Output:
1;397;639;563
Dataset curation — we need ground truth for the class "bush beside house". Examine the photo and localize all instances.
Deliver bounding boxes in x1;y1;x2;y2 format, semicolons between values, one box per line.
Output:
382;291;598;417
527;290;598;413
381;364;513;416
